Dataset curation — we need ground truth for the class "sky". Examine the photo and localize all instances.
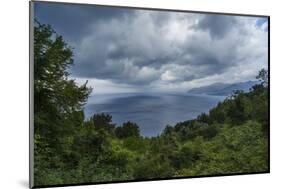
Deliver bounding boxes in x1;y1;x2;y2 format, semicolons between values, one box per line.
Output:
34;2;268;94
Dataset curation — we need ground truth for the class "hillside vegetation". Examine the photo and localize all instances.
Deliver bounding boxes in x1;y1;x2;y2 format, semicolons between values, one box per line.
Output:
33;22;269;187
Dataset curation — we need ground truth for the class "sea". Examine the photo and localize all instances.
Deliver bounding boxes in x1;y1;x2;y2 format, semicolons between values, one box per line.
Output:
84;93;225;137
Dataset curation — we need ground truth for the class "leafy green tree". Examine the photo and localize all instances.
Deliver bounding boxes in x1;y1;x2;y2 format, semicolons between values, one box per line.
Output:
256;68;268;86
34;21;92;138
133;154;174;179
115;121;140;139
34;21;92;185
208;102;227;124
197;112;209;123
88;113;116;133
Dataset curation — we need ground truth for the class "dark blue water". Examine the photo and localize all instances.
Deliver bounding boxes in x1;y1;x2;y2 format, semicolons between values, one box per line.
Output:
84;93;225;137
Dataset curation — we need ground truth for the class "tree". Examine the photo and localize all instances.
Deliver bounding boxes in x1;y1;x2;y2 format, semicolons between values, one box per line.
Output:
88;113;116;133
115;121;140;139
256;68;268;86
34;21;92;138
33;21;92;185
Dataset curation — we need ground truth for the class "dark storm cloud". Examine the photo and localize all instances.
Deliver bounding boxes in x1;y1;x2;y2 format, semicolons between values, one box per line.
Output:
71;11;266;85
34;3;268;91
197;14;237;39
34;2;134;43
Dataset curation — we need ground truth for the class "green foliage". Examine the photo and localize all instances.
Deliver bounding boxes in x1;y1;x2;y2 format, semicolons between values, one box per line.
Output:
256;68;268;86
115;121;140;139
33;21;92;186
33;21;268;187
88;113;116;133
133;154;175;179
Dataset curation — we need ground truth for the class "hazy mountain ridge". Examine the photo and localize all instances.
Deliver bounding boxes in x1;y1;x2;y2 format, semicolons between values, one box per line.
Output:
188;81;260;96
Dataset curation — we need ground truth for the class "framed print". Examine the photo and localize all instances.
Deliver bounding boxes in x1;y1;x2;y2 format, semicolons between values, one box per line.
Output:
29;1;270;188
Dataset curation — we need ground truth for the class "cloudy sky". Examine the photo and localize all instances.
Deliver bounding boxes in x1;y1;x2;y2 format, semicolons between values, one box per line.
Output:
34;2;268;94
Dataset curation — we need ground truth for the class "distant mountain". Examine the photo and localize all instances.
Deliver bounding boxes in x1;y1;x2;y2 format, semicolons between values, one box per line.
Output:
188;81;260;96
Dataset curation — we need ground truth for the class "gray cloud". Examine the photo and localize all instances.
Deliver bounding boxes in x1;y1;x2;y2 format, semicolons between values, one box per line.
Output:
197;14;237;39
34;2;134;44
35;3;268;93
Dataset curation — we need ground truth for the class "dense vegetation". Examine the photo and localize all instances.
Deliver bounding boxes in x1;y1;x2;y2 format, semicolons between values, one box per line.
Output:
33;22;269;186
